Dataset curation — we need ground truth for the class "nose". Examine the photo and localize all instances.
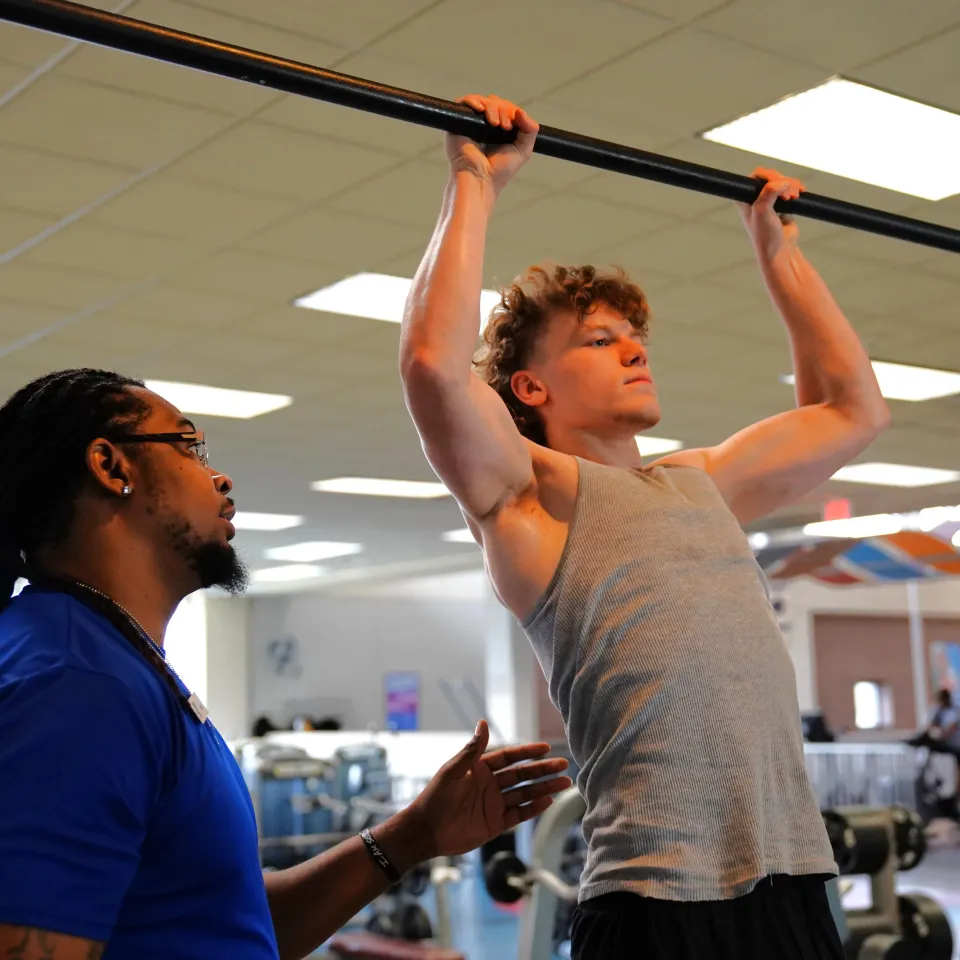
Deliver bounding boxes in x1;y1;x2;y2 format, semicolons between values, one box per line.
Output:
211;470;233;495
622;340;647;367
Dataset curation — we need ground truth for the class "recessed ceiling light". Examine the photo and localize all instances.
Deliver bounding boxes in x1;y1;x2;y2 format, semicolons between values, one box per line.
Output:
918;505;960;531
635;436;683;456
703;77;960;200
748;532;770;550
832;463;960;487
233;512;305;531
804;513;904;539
442;528;476;544
145;379;292;419
264;541;363;562
781;360;960;402
294;273;502;332
311;477;450;499
252;564;326;583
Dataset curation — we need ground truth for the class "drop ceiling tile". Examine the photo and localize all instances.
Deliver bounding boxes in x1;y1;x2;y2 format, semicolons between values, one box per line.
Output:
649;279;770;327
362;0;672;102
699;0;960;72
831;270;960;317
0;208;60;254
852;27;960;113
606;0;734;23
0;263;132;311
241;207;418;267
593;221;751;278
108;284;269;328
145;329;305;374
23;223;213;279
186;0;437;47
0;145;137;219
0;74;230;166
59;0;342;115
230;306;373;349
0;22;66;67
90;176;299;246
489;195;673;259
168;121;399;202
328;159;545;227
172;249;345;302
56;314;199;355
553;29;826;138
808;229;941;269
0;300;64;344
1;332;146;374
573;167;730;220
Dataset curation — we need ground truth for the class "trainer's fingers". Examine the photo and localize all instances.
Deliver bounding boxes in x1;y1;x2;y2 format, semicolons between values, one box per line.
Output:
484;99;501;126
503;797;554;829
482;742;551;772
495;757;569;790
515;107;539;134
503;776;574;808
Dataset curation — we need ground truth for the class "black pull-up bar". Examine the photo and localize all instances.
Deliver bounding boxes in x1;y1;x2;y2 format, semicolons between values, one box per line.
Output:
3;0;959;255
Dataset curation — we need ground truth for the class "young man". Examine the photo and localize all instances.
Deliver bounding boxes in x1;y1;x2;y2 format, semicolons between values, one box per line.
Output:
0;369;572;960
400;94;890;959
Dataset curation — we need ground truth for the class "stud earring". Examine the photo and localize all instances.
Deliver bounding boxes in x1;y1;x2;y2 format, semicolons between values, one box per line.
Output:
121;485;132;497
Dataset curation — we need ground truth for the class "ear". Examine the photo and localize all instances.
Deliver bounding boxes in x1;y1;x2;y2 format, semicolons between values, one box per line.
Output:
86;438;135;499
510;370;547;409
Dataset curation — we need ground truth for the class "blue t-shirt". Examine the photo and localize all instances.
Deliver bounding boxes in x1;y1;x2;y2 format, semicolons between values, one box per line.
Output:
0;586;279;959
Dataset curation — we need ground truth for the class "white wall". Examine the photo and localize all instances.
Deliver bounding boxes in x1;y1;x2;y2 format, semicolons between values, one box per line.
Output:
205;596;251;741
165;592;208;702
248;572;491;732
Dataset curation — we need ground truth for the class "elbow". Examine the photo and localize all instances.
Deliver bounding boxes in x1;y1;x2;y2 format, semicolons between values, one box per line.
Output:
399;347;464;392
866;397;891;435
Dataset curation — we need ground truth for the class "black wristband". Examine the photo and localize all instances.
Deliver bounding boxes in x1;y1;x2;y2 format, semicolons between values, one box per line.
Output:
360;828;402;884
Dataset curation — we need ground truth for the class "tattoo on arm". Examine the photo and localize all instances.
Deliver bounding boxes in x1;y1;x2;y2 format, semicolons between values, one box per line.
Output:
0;927;104;960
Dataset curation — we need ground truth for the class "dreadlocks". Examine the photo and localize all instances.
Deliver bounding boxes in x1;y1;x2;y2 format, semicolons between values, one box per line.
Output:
0;368;189;708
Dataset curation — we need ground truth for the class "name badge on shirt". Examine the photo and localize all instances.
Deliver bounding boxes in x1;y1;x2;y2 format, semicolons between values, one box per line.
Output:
188;692;209;724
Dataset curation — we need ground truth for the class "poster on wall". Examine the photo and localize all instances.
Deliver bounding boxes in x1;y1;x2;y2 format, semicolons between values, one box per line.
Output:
384;672;420;731
930;642;960;698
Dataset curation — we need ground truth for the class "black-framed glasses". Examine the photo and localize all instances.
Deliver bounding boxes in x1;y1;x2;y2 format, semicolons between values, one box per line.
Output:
110;430;209;467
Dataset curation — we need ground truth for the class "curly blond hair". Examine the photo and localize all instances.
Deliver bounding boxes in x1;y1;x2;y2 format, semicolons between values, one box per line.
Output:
473;264;650;446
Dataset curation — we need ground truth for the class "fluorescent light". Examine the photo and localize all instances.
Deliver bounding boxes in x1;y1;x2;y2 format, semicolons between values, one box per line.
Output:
635;436;683;456
144;379;292;419
952;531;960;548
442;528;476;544
703;77;960;201
233;512;305;531
265;541;362;563
781;361;960;402
832;463;960;488
295;273;501;331
919;506;960;531
252;564;326;583
311;477;450;499
804;513;904;539
748;532;770;550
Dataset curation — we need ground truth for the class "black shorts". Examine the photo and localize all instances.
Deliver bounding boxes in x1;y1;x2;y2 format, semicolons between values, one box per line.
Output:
570;874;845;960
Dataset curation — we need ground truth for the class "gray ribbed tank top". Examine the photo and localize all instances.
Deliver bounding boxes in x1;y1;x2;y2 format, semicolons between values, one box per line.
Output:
521;457;837;903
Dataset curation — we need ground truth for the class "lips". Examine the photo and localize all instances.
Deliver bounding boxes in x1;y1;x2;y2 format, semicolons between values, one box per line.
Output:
220;505;236;522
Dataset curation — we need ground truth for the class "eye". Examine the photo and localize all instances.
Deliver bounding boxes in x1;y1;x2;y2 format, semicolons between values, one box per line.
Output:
185;441;204;460
589;337;609;347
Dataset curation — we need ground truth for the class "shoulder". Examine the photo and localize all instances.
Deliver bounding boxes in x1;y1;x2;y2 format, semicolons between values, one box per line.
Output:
0;588;174;723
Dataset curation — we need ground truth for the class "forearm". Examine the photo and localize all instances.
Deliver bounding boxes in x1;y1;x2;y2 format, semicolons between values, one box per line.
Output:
759;247;887;425
400;171;496;376
263;808;434;960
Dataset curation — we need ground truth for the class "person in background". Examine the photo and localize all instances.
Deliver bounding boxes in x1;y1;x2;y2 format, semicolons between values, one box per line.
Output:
0;368;572;960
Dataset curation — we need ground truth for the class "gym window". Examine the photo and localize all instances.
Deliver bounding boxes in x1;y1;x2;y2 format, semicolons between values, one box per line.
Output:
853;681;894;729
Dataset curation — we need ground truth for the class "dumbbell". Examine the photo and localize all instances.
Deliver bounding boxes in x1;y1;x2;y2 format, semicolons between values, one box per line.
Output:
823;809;891;876
483;851;579;905
366;899;433;941
898;894;954;960
890;807;927;872
856;934;920;960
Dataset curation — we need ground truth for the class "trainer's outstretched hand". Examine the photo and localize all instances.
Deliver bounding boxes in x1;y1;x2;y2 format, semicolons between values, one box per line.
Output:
409;720;572;858
445;94;539;196
739;167;805;262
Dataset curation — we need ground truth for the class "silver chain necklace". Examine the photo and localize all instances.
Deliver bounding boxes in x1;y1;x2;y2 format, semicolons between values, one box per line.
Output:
71;580;209;723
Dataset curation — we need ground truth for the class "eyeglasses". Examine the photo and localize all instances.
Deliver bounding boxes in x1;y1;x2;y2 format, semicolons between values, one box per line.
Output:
110;430;209;468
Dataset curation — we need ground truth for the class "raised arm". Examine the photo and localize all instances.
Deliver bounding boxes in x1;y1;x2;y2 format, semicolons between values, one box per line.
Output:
400;95;538;522
662;170;889;524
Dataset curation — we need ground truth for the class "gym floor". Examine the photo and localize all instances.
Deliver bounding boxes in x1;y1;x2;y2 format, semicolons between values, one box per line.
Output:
314;845;960;960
